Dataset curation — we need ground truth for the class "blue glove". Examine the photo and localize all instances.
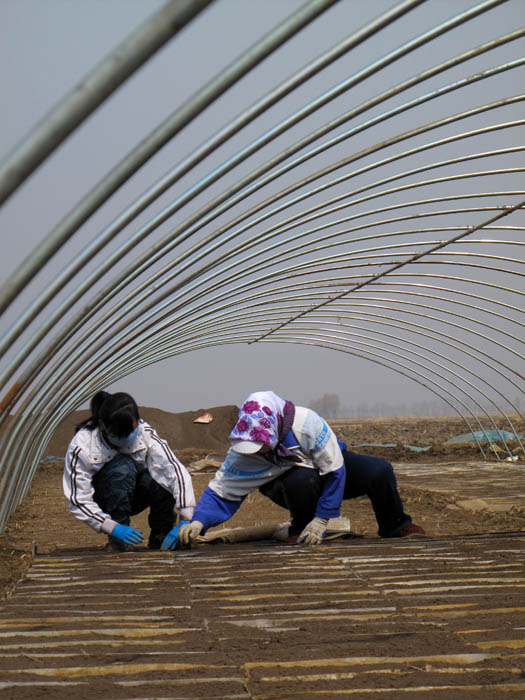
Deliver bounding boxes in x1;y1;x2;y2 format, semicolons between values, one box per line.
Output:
160;520;190;551
112;524;143;545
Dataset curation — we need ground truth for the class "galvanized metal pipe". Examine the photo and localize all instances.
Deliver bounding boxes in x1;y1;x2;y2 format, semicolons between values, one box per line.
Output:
255;198;525;340
3;159;522;424
3;0;475;363
0;0;341;317
10;223;520;438
18;238;520;440
1;96;520;418
164;300;525;415
0;0;215;209
0;0;523;529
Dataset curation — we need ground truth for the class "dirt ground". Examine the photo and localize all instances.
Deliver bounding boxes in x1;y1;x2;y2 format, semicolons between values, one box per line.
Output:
1;406;524;602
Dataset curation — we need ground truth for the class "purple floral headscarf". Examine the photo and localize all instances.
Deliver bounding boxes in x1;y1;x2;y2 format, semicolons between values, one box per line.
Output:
230;390;296;457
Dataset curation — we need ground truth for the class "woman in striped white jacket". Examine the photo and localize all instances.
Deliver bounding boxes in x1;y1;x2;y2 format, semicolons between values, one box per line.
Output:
63;391;195;552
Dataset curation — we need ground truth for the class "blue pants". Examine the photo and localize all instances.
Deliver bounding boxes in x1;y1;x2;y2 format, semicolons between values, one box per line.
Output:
259;450;411;537
92;454;175;537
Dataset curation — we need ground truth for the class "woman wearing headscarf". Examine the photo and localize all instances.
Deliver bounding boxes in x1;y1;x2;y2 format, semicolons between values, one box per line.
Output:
179;390;423;546
63;391;195;551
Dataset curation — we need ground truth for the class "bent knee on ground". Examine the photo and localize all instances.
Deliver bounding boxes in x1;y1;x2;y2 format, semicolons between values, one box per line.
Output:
368;458;395;484
104;454;136;474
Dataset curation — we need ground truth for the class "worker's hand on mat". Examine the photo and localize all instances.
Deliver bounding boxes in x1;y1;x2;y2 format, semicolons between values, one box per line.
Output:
112;524;144;545
297;517;328;545
160;521;190;551
178;520;203;546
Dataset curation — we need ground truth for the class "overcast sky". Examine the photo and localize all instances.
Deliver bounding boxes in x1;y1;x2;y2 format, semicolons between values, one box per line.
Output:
0;0;523;416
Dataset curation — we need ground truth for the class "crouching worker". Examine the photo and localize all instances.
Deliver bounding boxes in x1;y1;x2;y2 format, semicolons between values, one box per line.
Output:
178;390;424;547
63;391;195;552
178;390;345;546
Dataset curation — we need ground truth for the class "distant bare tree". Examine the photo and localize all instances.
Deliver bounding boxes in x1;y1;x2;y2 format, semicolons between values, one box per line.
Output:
309;393;341;418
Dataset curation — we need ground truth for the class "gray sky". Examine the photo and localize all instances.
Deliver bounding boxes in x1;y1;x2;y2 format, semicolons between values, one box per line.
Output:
0;0;523;416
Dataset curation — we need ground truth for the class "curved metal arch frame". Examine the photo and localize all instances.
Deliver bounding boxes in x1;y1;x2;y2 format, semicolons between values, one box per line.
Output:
15;242;524;422
0;0;524;530
129;308;524;445
3;224;520;462
2;51;524;371
6;243;516;494
2;120;523;399
136;288;525;393
2;179;520;438
10;220;523;417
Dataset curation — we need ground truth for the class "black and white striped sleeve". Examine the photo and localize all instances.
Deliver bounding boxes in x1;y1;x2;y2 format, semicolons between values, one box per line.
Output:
62;443;116;534
143;425;196;520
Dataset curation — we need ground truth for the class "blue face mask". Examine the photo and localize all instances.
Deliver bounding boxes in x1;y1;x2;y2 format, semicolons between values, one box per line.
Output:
106;426;139;449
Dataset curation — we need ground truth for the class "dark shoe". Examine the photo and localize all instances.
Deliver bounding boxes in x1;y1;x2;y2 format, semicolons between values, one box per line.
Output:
105;536;130;553
284;534;300;544
148;531;169;550
397;523;425;537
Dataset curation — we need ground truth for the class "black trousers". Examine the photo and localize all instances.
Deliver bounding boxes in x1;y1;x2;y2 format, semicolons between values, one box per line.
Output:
259;450;412;537
93;454;175;536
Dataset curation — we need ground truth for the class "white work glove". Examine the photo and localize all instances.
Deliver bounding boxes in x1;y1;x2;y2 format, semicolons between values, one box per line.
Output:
297;517;328;545
178;520;203;546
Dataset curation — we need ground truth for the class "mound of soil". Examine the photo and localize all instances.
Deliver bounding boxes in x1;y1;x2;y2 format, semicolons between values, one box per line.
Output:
45;404;240;456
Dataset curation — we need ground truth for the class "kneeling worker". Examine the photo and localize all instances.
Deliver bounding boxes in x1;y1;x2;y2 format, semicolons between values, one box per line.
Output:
178;390;424;547
63;391;195;551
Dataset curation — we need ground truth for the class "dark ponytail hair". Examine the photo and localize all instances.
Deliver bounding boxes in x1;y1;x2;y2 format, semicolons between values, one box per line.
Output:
75;391;139;435
100;393;139;437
